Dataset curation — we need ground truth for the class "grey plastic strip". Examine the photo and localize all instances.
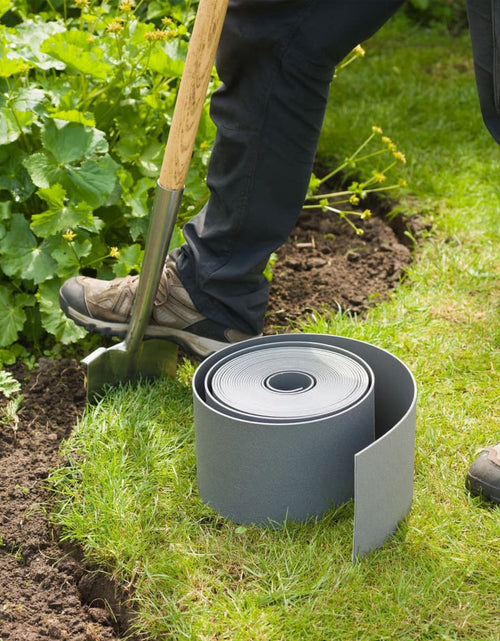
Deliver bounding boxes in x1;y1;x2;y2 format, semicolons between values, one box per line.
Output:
192;334;417;561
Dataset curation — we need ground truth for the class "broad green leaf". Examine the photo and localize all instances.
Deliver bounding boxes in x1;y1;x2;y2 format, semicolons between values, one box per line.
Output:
49;236;93;278
112;243;142;277
197;103;216;143
0;0;11;19
41;30;114;80
25;120;116;207
64;156;119;208
25;150;119;208
40;82;80;113
20;239;57;284
0;200;8;239
0;213;35;272
10;87;45;112
184;164;208;201
0;145;34;202
145;2;169;21
23;151;60;189
127;216;149;241
0;161;34;202
122;176;154;219
0;58;29;77
0;344;30;367
41;119;108;164
114;135;142;164
3;18;66;71
0;213;56;282
0;87;44;143
0;201;10;220
38;279;87;343
34;183;66;210
147;43;185;78
49;110;96;127
31;184;102;237
0;286;26;347
137;141;163;177
0;106;35;144
0;164;34;201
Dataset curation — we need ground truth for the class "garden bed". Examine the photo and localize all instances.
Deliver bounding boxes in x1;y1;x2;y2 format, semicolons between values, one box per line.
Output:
0;204;424;640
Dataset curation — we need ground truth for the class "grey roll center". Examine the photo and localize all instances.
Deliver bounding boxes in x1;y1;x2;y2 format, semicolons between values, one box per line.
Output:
264;371;316;394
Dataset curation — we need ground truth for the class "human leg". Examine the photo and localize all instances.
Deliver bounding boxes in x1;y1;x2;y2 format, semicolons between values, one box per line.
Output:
176;0;406;335
466;0;500;143
464;0;500;501
60;0;405;356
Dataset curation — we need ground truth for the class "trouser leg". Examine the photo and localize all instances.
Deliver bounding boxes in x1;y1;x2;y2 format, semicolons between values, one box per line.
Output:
176;0;406;334
466;0;500;143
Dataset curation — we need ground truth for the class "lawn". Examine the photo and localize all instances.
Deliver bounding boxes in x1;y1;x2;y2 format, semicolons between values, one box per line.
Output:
51;12;500;640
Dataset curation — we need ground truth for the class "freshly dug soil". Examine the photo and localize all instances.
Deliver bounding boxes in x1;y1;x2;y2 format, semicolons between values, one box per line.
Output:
266;205;422;329
0;204;425;640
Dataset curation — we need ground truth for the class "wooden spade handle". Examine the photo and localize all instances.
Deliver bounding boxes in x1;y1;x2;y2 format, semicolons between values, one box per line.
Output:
159;0;229;190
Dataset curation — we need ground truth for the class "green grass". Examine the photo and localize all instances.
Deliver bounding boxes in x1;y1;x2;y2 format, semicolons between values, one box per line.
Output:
50;13;500;641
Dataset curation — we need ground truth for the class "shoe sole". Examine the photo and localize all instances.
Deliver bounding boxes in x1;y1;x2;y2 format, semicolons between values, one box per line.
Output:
466;473;500;504
59;293;228;361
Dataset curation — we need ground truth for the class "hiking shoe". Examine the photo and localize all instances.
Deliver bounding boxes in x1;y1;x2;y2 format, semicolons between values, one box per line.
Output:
466;443;500;504
59;257;256;360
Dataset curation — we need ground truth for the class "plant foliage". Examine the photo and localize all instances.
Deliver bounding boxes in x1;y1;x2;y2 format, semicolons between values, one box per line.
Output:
0;0;212;363
404;0;467;31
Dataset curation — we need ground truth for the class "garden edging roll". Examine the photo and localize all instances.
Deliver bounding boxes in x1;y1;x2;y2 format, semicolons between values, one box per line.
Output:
192;334;417;560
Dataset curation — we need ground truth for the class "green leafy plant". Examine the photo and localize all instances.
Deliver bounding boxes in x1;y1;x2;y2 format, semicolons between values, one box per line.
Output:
0;369;21;397
305;125;408;235
0;369;23;437
0;0;211;363
0;0;406;363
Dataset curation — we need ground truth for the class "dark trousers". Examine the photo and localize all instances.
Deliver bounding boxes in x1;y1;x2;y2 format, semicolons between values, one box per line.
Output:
466;0;500;144
175;0;406;334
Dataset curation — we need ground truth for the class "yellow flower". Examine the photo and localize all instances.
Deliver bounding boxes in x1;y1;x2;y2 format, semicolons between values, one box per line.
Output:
107;19;124;33
372;126;383;134
349;194;360;206
382;136;397;152
145;29;170;42
62;230;77;242
398;178;408;187
161;17;174;27
354;45;365;58
373;171;386;184
109;246;120;258
393;150;406;164
74;0;89;8
361;209;372;220
119;0;134;11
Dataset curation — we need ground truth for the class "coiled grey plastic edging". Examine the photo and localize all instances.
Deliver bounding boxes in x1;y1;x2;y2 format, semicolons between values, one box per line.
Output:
205;340;373;422
192;334;417;561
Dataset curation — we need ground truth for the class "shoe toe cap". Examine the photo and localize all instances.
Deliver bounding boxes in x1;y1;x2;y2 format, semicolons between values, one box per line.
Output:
466;450;500;502
59;277;90;317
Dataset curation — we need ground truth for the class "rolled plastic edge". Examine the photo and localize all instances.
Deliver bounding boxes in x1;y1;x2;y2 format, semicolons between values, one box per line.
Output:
192;333;417;561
